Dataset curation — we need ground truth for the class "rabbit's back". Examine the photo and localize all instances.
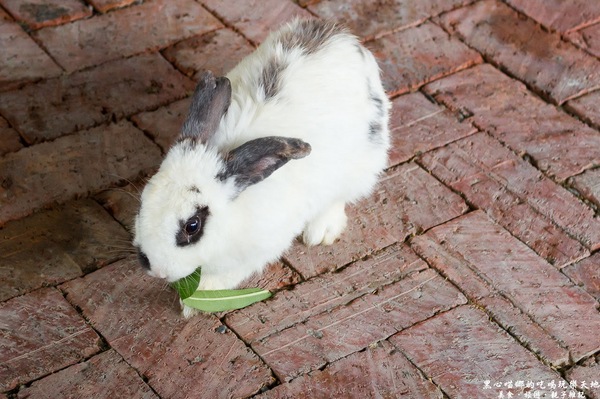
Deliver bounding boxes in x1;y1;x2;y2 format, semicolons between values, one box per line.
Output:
214;19;390;166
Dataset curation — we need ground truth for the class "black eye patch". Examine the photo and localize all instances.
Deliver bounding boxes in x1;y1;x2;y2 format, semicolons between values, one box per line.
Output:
176;206;210;247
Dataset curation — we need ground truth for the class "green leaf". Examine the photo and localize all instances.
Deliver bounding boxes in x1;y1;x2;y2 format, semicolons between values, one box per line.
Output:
170;268;201;299
182;288;272;312
171;268;271;311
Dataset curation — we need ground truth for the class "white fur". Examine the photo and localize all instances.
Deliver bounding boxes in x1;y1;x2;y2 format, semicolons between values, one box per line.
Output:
133;19;390;314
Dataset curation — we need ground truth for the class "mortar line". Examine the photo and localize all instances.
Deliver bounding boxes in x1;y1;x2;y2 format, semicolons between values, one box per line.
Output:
260;273;439;358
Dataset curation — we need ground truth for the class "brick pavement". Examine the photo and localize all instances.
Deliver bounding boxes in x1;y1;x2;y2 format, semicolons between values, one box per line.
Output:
1;1;599;398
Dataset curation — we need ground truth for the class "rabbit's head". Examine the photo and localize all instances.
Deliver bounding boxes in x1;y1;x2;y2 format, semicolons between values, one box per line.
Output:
133;72;310;282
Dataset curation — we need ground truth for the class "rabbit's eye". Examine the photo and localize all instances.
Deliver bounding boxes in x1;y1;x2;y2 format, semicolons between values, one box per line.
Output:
185;217;200;235
176;206;210;247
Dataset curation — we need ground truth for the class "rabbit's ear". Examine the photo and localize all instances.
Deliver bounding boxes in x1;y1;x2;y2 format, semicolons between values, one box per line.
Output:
219;136;311;194
181;71;231;143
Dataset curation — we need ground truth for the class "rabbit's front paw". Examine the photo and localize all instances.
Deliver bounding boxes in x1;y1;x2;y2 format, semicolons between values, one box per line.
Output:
180;301;200;318
303;202;347;246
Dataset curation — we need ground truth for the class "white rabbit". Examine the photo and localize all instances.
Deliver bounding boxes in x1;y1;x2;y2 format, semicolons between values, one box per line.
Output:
133;18;390;316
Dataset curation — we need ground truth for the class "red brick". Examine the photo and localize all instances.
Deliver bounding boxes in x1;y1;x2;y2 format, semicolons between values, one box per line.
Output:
566;22;600;58
563;253;600;301
506;0;600;33
226;244;427;344
162;28;255;80
388;92;477;166
411;235;570;368
252;268;466;380
0;121;162;225
0;53;194;144
95;180;146;232
144;324;274;399
0;116;21;155
374;162;472;234
390;306;573;399
61;258;274;398
565;90;600;129
200;0;311;44
439;0;600;105
259;340;443;398
365;22;482;96
240;261;303;294
296;0;317;6
61;258;187;373
411;234;494;300
479;295;570;368
87;0;136;13
0;288;101;391
16;350;157;399
283;202;396;279
0;199;130;301
0;10;62;90
566;356;600;399
308;0;470;40
488;161;599;252
464;181;588;267
414;211;600;362
1;0;92;30
284;163;468;278
419;132;591;266
33;0;222;72
569;167;600;209
131;98;190;152
423;64;600;181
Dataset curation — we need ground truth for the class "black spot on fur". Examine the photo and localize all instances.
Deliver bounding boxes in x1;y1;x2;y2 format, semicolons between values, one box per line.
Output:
174;136;200;153
369;89;385;119
137;249;150;270
354;42;367;60
261;58;286;100
369;121;383;137
176;206;210;247
279;19;346;55
260;20;348;101
368;120;386;145
367;82;387;144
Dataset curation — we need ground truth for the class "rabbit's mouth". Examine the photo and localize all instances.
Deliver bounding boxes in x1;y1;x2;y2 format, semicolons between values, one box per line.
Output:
171;268;202;299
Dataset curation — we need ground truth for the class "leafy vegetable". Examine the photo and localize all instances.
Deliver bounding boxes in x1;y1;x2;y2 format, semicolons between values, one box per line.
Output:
170;268;201;299
171;268;272;312
182;288;272;312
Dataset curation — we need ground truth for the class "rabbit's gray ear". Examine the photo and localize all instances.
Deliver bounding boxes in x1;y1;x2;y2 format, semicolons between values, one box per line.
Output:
218;136;311;195
181;71;231;143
